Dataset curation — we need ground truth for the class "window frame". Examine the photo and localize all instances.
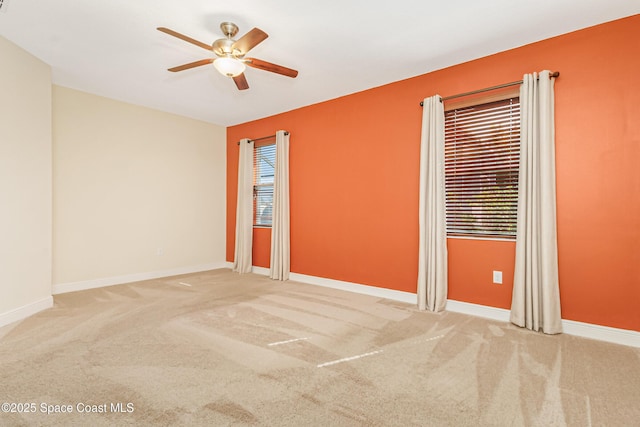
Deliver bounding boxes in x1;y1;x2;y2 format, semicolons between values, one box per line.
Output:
253;141;276;228
443;87;521;241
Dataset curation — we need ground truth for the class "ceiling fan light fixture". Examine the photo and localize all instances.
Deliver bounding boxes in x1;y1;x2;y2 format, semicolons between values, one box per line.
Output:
213;57;246;77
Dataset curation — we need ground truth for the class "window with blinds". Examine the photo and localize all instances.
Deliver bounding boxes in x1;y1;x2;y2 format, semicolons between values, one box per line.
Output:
444;96;520;239
254;143;276;226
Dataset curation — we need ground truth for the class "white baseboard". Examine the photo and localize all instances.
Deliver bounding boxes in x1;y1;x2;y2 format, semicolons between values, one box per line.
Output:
252;266;270;276
223;262;271;277
444;299;640;347
226;262;416;304
289;272;417;305
0;296;54;328
226;264;640;348
53;262;228;295
561;318;640;348
445;299;511;322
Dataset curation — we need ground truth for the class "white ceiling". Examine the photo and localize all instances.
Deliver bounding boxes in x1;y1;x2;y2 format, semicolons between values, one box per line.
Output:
1;1;638;126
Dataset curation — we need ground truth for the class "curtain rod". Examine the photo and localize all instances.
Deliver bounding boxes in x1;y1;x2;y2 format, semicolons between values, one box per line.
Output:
237;131;289;145
419;71;559;106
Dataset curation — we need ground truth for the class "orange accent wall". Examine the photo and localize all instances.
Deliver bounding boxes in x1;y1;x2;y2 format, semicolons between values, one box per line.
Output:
227;15;640;331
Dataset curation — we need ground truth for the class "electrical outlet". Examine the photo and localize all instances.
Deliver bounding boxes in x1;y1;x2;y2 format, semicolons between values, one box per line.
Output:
493;271;503;284
156;247;164;256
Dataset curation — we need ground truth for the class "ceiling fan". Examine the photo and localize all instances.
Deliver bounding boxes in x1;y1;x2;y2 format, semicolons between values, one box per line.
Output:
157;22;298;90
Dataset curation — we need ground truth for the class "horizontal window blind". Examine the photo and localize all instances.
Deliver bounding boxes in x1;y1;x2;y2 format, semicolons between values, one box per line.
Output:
254;143;276;226
444;97;520;239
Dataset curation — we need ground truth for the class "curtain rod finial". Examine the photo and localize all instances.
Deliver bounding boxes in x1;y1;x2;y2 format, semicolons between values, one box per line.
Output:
419;98;443;107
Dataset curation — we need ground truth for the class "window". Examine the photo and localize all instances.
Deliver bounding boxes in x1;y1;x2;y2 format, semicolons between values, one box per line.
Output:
444;95;520;239
253;143;276;226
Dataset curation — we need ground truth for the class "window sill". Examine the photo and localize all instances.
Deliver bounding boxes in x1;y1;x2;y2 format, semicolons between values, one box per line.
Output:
446;235;515;243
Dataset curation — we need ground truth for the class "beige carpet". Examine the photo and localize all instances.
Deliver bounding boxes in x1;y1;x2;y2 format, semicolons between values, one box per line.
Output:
1;269;638;426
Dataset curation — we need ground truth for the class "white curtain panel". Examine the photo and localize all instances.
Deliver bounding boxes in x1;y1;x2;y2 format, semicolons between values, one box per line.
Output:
510;71;562;334
417;95;448;312
233;138;255;273
270;130;290;281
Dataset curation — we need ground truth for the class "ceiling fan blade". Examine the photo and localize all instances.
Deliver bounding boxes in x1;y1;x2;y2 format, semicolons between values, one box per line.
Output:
233;73;249;90
245;58;298;78
157;27;211;51
232;28;268;54
167;59;213;72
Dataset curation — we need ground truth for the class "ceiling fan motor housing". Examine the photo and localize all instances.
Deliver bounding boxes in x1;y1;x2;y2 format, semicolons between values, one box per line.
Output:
212;38;241;57
212;22;244;58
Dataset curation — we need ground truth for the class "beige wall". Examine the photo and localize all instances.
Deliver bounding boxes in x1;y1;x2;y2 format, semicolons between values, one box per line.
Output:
0;37;53;319
53;86;226;287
